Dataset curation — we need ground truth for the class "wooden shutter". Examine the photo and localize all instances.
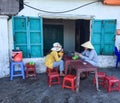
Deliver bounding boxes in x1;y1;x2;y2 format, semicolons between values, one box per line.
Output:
91;19;116;55
12;16;43;58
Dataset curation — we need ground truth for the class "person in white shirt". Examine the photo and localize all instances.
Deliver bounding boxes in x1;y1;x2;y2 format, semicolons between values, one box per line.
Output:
75;41;98;79
75;41;98;67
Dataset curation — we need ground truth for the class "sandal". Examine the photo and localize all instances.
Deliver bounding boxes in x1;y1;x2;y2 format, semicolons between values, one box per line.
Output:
60;73;65;76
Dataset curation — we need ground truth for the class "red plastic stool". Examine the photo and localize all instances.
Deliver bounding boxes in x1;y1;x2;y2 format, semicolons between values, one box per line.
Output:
46;67;59;74
118;81;120;92
62;74;76;91
104;76;119;92
93;72;106;87
48;72;60;87
26;63;37;78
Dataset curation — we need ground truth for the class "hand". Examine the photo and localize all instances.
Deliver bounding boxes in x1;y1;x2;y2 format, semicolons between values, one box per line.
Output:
58;52;64;57
74;51;79;55
79;54;82;58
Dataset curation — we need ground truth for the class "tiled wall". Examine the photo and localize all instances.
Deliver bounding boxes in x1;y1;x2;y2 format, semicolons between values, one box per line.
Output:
98;56;116;68
23;55;117;74
0;55;117;78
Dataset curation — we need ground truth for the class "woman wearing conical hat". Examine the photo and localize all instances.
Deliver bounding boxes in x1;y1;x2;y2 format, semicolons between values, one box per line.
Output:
75;41;98;79
75;41;98;67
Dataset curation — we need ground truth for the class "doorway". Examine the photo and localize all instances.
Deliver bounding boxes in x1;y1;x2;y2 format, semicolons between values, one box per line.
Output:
43;24;64;55
75;19;90;52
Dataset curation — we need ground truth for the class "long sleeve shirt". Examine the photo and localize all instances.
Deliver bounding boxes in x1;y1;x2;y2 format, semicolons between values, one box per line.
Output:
45;51;62;68
81;49;98;66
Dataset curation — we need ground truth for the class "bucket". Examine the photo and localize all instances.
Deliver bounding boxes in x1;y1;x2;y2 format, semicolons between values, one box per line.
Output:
12;50;22;62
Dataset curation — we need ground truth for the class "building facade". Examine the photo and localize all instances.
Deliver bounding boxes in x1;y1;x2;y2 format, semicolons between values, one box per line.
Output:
0;0;120;77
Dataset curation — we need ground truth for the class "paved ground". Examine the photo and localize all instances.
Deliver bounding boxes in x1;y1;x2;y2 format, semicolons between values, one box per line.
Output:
0;67;120;103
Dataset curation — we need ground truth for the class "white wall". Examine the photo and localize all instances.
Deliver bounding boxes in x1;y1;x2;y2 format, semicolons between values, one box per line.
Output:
0;16;9;78
20;0;120;28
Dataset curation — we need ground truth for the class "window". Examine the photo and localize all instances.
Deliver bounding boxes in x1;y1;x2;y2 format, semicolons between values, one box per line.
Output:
91;19;116;55
12;16;43;58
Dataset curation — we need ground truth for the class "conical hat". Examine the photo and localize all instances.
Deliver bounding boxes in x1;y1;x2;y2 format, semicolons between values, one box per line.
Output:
81;41;94;49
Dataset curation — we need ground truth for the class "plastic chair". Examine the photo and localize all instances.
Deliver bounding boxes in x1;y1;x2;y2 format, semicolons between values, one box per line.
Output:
46;67;59;74
118;81;120;92
104;76;119;92
93;72;106;87
25;63;37;78
10;61;25;80
62;74;76;91
114;46;120;69
48;72;60;87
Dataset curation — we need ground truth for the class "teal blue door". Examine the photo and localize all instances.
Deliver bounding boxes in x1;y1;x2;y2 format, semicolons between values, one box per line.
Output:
12;16;43;58
43;24;64;55
91;20;116;55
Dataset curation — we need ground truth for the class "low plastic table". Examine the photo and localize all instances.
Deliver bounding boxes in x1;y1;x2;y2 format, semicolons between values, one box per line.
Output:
64;56;99;92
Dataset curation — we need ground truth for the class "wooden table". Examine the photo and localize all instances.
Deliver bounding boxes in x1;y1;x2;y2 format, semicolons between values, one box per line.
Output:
64;56;99;92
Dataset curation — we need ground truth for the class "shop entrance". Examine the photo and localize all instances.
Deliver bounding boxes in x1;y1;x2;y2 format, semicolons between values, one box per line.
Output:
75;19;90;52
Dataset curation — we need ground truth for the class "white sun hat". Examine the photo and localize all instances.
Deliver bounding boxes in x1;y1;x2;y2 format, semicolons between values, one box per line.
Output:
53;42;62;48
51;42;62;51
81;41;94;49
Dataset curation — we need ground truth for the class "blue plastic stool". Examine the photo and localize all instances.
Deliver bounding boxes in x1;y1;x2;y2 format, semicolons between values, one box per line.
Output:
10;61;25;80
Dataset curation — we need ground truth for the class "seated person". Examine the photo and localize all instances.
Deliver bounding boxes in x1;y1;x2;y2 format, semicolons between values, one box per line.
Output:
45;42;65;76
75;41;98;67
75;41;98;79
